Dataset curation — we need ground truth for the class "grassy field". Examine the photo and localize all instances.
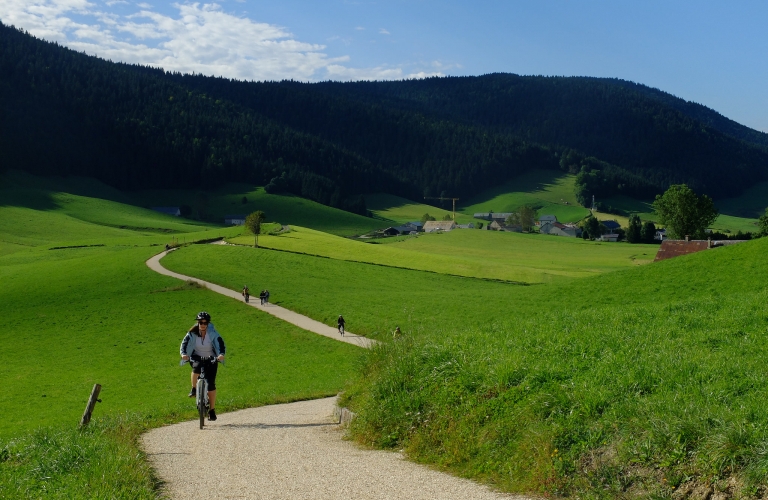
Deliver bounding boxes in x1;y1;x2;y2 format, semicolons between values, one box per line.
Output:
460;170;591;223
133;184;382;236
365;193;476;225
228;225;658;283
6;169;768;498
0;177;366;498
338;238;768;498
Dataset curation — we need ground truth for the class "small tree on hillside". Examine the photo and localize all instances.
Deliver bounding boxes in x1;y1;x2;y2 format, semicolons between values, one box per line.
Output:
757;208;768;237
583;215;601;240
653;184;718;239
421;213;436;224
507;205;537;232
626;214;642;243
641;220;657;243
442;213;453;221
245;211;266;247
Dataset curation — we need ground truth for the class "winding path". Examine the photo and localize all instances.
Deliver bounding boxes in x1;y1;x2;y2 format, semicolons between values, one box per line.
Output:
146;249;375;349
143;249;531;499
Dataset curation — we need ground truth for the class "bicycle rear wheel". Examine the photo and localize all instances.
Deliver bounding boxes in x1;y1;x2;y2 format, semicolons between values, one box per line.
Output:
197;378;207;429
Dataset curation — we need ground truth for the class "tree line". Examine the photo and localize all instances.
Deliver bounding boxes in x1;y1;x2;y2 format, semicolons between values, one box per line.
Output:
3;22;768;215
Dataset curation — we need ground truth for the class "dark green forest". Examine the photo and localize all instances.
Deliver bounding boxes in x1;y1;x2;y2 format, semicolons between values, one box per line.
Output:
2;21;767;214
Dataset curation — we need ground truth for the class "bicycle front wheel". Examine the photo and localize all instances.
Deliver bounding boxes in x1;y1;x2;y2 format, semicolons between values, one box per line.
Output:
197;378;207;429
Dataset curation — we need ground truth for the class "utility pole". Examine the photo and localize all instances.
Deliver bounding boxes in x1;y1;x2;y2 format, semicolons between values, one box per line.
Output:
424;196;460;221
591;195;595;212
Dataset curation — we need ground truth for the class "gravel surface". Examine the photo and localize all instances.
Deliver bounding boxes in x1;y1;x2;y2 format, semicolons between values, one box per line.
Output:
146;250;375;348
142;397;533;500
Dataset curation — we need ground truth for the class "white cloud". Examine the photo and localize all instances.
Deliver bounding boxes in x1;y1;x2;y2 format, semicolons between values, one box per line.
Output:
378;28;389;35
354;26;364;31
0;1;439;82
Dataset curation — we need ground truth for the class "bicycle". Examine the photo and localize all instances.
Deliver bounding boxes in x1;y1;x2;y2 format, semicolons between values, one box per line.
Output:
182;355;218;429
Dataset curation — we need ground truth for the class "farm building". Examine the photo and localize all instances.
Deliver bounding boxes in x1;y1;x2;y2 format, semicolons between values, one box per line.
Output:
600;233;619;242
538;215;557;225
423;221;457;232
457;223;475;229
489;220;522;232
152;206;181;217
224;214;246;225
654;238;746;262
541;221;582;237
655;229;667;241
601;220;621;232
382;225;417;236
405;221;424;231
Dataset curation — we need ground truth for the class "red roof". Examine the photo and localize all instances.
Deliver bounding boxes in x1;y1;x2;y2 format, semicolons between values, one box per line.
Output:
654;240;709;262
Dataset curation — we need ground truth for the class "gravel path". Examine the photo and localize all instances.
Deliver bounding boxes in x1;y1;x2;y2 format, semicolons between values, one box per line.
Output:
146;249;375;349
142;397;531;500
144;249;532;499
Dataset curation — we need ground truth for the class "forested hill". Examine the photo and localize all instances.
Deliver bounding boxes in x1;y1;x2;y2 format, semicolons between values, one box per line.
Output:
2;22;768;214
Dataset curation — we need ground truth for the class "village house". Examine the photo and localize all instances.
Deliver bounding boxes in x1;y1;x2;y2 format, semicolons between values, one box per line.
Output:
654;237;746;262
540;221;582;238
489;220;522;232
538;215;557;226
601;220;621;233
423;220;457;232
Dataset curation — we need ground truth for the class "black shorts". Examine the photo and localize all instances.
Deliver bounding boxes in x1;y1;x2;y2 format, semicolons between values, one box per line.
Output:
191;358;219;391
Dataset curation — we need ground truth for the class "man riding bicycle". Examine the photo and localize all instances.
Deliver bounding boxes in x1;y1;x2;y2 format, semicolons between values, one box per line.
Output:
181;311;226;421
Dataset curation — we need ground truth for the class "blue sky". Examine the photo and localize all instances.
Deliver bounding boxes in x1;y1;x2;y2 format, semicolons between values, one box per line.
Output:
2;1;767;131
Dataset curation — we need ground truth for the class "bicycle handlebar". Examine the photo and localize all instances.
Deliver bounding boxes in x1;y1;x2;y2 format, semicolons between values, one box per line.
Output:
180;355;220;366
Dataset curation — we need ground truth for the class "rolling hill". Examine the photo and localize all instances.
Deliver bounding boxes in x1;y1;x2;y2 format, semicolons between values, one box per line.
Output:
3;21;768;218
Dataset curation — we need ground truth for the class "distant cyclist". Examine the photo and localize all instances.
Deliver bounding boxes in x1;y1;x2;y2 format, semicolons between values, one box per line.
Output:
337;315;346;336
242;285;250;303
259;290;266;305
180;312;226;421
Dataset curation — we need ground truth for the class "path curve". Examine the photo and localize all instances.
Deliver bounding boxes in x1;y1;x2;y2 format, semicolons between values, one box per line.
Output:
146;249;375;348
144;249;533;499
142;397;531;500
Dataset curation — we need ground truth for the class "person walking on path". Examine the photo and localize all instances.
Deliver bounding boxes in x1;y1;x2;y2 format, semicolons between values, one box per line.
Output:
337;315;346;336
180;311;226;421
242;285;250;303
265;289;270;304
259;290;266;305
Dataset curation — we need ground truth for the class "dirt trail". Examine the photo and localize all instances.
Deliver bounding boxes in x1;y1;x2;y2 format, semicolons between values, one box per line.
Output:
143;397;530;500
145;249;375;349
144;249;532;499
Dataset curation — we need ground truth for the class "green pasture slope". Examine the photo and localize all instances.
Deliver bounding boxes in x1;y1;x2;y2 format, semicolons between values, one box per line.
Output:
134;183;381;236
0;177;363;498
365;193;476;225
460;169;591;223
228;225;657;283
164;237;768;498
342;240;768;498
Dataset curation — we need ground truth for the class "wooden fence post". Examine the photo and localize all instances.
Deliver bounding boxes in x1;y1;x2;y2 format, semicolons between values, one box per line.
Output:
80;384;102;427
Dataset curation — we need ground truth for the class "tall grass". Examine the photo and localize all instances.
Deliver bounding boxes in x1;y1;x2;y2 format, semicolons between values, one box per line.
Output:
341;239;768;497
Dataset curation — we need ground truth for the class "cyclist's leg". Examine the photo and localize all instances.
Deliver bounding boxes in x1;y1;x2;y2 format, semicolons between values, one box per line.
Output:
204;361;219;410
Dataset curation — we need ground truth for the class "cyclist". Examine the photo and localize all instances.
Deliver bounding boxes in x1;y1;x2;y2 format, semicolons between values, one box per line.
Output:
242;285;250;303
337;315;346;336
180;311;226;421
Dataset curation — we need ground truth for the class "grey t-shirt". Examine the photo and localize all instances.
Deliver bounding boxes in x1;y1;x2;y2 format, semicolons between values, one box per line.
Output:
194;334;215;358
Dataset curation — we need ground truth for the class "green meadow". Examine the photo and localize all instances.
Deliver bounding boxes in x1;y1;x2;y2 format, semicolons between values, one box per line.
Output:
228;224;657;282
0;175;364;498
5;170;768;499
460;170;591;223
365;193;477;225
133;183;381;236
